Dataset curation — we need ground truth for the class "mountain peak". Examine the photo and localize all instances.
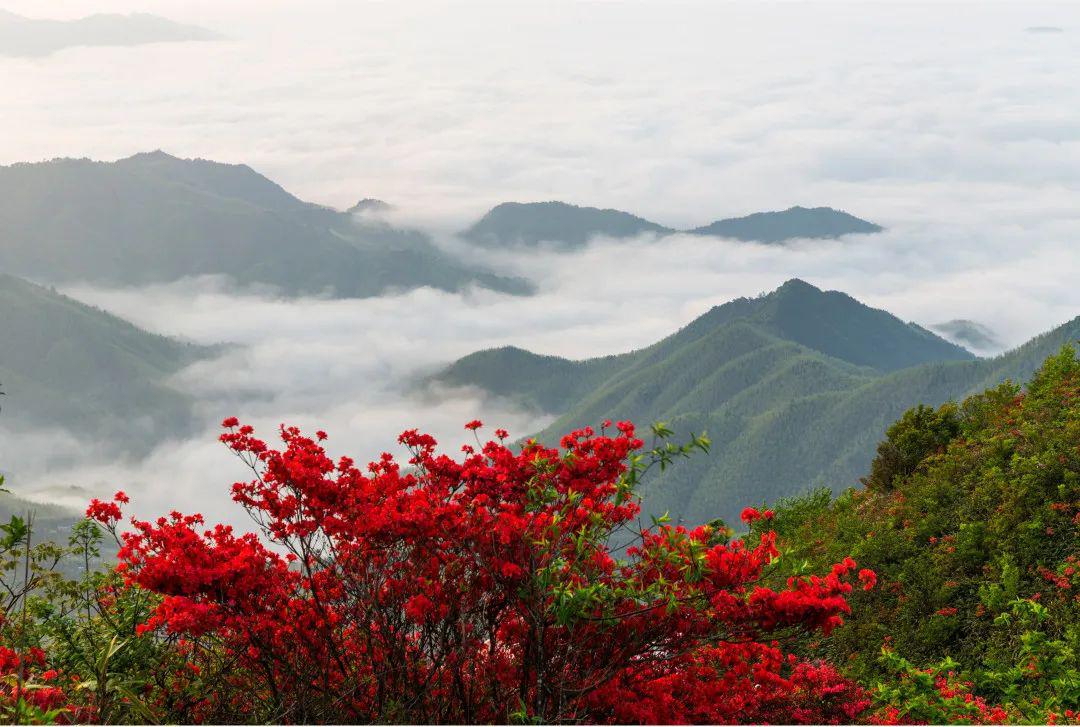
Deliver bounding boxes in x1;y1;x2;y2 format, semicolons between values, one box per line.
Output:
0;153;531;298
110;150;319;215
462;201;672;248
690;206;883;243
773;278;822;295
750;280;972;371
123;149;179;162
459;201;882;248
118;149;203;171
347;198;393;215
931;319;1002;353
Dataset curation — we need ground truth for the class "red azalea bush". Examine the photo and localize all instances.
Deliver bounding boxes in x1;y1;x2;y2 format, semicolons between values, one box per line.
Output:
81;419;875;723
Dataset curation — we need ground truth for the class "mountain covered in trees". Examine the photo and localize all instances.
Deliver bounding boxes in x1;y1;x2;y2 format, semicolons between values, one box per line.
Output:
0;273;208;454
0;152;529;297
461;202;881;248
435;279;1080;526
0;10;220;57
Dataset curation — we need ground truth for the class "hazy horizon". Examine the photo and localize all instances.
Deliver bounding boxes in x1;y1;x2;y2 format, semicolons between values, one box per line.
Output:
2;2;1078;222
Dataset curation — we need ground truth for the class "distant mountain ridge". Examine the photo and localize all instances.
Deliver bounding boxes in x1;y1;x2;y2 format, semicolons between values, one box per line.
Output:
347;198;393;215
931;319;1002;353
463;201;673;248
687;206;883;242
461;202;882;248
434;280;1078;528
0;151;530;297
0;10;220;57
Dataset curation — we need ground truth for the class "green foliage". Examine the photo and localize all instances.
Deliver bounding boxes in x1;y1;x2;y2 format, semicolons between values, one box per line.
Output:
872;597;1080;724
9;515;166;724
34;582;162;720
863;402;962;491
978;598;1080;718
874;650;1008;724
769;347;1080;720
0;494;107;580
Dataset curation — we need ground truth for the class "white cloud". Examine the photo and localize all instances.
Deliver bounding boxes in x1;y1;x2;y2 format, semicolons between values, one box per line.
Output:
2;1;1080;524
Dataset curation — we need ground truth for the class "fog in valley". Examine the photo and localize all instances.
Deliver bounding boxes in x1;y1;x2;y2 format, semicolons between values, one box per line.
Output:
2;1;1080;524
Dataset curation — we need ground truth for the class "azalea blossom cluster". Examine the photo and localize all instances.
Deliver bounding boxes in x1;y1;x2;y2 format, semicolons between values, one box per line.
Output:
0;642;88;722
86;419;875;723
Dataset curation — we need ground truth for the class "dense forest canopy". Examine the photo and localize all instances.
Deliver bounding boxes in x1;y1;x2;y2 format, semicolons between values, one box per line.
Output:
437;279;1080;528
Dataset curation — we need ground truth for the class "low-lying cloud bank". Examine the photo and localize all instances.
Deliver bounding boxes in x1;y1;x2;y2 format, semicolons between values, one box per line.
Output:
3;212;1077;524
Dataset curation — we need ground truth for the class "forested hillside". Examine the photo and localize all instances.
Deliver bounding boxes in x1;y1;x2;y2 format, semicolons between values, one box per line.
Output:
0;273;207;452
763;347;1080;723
0;152;529;297
437;280;1080;527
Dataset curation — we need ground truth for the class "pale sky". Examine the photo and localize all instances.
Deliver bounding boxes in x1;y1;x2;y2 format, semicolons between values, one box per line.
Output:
2;1;1078;226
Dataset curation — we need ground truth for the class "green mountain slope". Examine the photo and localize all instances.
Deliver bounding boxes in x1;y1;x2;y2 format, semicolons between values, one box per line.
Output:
673;314;1080;528
766;347;1080;701
0;273;208;452
439;280;972;405
0;151;529;297
688;206;883;242
738;279;970;371
434;281;1080;527
462;201;673;248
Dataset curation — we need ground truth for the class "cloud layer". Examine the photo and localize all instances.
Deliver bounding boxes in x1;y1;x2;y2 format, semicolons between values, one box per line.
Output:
1;1;1079;524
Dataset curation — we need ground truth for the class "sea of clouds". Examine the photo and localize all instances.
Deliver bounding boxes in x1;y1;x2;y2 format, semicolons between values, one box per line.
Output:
11;216;1077;524
1;1;1079;524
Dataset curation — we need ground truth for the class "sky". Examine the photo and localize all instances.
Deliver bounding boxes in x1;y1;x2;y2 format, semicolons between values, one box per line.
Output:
2;1;1080;522
3;2;1079;225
